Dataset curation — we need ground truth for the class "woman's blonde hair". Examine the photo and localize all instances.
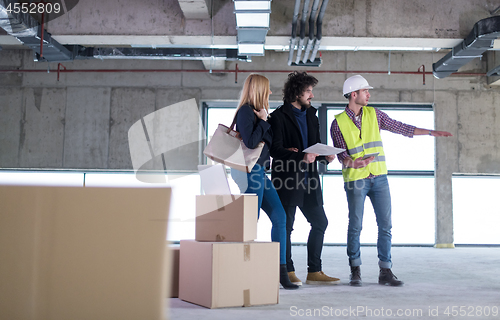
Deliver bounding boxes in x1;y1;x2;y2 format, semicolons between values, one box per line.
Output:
236;73;270;113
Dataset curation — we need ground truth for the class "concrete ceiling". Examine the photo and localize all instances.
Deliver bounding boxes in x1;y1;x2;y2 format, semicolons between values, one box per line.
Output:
0;0;499;55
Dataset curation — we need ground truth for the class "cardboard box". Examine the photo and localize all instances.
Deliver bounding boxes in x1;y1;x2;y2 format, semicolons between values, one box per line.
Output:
168;245;180;298
179;240;279;309
0;186;171;320
195;194;258;242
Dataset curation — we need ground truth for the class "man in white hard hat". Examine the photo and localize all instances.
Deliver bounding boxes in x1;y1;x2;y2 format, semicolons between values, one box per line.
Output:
330;75;452;287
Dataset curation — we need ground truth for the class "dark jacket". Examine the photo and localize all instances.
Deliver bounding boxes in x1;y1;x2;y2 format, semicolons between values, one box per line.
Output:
234;104;273;168
268;103;327;206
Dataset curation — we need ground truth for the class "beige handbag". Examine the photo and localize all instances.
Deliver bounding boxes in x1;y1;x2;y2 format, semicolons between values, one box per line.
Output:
203;119;264;173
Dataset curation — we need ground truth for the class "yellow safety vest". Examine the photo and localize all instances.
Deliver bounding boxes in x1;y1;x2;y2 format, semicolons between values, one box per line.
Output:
335;106;387;182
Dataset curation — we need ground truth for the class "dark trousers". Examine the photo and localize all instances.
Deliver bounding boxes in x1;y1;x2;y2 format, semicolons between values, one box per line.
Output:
284;193;328;273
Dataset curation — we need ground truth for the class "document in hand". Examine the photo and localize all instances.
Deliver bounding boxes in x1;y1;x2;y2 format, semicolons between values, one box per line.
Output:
302;143;345;155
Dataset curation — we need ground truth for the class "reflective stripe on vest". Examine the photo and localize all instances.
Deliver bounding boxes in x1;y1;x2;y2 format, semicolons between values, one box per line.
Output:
335;106;388;182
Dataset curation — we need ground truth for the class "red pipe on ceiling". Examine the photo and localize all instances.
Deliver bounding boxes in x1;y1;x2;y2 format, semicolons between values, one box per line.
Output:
0;67;486;86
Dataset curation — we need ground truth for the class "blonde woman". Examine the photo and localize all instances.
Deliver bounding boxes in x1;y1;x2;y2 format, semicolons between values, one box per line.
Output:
230;74;299;290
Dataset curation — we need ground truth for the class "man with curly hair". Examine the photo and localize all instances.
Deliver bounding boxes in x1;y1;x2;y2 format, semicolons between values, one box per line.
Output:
268;71;340;285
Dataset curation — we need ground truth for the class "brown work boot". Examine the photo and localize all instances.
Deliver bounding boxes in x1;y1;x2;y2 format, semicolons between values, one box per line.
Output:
349;266;362;286
379;268;404;286
288;271;302;286
305;271;340;285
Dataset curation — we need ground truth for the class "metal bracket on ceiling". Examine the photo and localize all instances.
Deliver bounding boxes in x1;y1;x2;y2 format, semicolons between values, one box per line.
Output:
290;57;322;67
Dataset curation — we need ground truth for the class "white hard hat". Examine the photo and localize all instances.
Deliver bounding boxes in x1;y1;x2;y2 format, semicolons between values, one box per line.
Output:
343;75;373;95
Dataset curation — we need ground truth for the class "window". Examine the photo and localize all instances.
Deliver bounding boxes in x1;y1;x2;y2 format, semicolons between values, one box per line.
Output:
204;101;280;142
323;104;435;245
0;170;200;243
321;175;436;245
326;104;435;172
453;175;500;245
203;102;437;245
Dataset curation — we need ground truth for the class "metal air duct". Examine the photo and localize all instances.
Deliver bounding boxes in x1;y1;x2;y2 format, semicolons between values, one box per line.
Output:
0;0;38;37
18;26;75;62
0;0;80;62
433;16;500;79
91;48;245;61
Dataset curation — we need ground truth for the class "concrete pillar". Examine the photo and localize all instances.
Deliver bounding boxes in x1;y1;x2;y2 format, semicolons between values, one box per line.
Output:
433;91;459;248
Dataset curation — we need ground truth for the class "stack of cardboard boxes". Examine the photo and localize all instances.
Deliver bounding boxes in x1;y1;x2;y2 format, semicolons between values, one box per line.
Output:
177;166;280;309
1;186;172;320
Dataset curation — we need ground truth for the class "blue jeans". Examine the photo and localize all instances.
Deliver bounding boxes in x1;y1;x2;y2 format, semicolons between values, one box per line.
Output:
231;165;287;264
344;174;392;269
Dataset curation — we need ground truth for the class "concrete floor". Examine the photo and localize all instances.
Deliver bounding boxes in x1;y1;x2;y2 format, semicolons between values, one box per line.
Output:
168;245;500;320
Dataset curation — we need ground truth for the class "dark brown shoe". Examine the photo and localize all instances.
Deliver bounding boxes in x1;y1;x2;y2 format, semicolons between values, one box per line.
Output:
306;271;340;285
288;271;302;286
349;266;362;286
379;268;404;286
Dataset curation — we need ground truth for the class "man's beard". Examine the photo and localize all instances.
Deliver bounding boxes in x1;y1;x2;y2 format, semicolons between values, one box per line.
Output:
300;100;312;108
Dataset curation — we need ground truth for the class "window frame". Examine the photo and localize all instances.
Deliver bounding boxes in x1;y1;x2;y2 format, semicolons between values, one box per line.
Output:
202;101;435;177
202;101;438;245
322;103;435;176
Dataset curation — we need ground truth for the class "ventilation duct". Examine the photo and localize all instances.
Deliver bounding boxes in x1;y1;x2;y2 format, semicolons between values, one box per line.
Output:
0;0;248;63
91;48;245;61
0;0;38;37
0;0;79;62
433;16;500;79
487;63;500;76
18;26;76;62
233;0;272;56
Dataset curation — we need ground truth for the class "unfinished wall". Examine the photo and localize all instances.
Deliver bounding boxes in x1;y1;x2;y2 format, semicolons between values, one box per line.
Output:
1;48;499;246
44;0;498;40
